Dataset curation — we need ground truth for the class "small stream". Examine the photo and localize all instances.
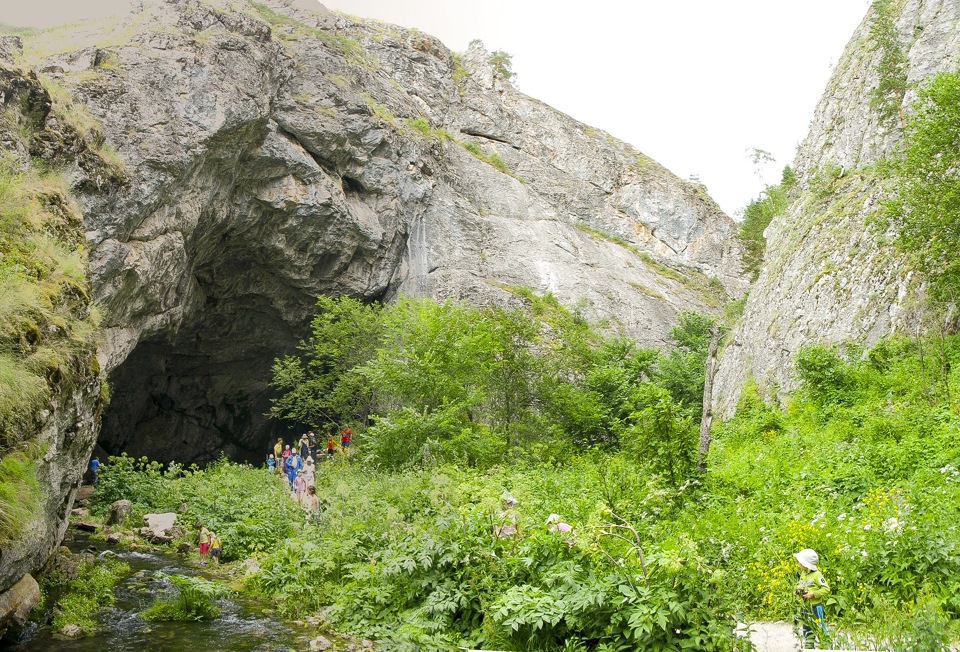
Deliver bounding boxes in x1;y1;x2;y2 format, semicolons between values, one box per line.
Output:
7;535;315;652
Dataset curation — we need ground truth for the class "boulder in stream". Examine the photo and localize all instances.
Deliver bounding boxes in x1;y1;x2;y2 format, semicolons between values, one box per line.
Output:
0;574;40;640
310;635;333;651
107;500;133;525
142;513;178;540
58;623;86;639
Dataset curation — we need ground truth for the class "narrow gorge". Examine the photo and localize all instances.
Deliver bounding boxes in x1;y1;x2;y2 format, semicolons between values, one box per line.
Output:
2;0;959;647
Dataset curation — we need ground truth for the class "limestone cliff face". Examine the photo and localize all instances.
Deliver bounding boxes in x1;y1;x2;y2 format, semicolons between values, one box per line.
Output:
18;0;743;462
0;43;105;634
714;0;960;414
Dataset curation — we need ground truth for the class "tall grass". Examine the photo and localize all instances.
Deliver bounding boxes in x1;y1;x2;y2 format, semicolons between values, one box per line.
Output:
0;113;100;526
0;447;44;543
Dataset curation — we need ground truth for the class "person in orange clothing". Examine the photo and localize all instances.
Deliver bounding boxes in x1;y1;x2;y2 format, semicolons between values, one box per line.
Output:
340;425;352;453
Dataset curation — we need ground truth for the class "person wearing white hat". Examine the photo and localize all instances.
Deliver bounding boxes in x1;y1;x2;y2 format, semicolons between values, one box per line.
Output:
793;548;829;648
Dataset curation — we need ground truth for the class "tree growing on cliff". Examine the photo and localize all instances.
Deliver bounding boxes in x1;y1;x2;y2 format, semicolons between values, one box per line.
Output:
488;50;516;80
884;70;960;303
868;0;909;131
737;165;796;281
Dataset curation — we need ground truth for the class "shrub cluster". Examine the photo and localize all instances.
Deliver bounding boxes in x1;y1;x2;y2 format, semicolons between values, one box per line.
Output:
92;455;302;561
270;294;716;486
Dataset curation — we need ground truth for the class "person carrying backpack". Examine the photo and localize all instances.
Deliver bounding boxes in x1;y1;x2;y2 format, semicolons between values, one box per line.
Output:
210;532;222;565
794;548;829;648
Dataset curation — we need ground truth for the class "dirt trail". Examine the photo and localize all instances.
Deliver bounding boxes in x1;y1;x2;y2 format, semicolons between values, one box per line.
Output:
743;622;800;651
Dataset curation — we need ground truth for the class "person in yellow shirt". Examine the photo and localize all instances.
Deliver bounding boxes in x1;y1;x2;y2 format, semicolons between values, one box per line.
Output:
210;532;222;566
197;523;212;565
273;438;284;473
793;548;829;649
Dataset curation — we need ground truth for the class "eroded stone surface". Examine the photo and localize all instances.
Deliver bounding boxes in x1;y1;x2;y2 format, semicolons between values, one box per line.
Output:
23;0;744;462
0;575;40;640
714;0;960;413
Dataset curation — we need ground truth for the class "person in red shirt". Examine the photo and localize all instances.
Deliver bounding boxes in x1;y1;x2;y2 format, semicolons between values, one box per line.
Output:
340;425;352;453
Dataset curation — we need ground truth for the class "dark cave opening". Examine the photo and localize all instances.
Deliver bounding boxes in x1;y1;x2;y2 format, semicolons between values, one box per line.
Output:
98;292;309;466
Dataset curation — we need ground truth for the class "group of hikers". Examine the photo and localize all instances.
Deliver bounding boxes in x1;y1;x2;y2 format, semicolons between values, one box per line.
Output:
186;426;831;649
264;425;353;520
187;428;356;569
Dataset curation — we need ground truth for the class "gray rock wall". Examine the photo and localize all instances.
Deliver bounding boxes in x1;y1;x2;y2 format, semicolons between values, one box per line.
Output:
26;0;743;461
714;0;960;414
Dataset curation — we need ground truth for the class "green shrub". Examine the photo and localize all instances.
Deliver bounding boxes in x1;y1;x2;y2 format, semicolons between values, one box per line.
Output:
141;573;229;621
407;116;431;135
49;558;130;634
794;344;859;407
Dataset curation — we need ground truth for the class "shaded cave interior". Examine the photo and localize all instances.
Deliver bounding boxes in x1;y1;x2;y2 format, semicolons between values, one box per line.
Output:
98;281;309;465
94;120;408;465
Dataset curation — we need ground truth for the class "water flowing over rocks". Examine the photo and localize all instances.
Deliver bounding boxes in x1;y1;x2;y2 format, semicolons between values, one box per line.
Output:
2;0;746;628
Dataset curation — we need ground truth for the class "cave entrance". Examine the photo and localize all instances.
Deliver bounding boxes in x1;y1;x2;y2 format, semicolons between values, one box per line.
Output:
98;292;305;465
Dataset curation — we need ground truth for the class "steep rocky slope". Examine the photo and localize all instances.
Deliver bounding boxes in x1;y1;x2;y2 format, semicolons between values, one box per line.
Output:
16;0;743;462
714;0;960;414
0;42;112;636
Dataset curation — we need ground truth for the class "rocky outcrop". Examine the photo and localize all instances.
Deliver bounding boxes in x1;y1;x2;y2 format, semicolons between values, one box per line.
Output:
107;499;133;525
0;575;40;640
141;513;179;541
0;51;106;634
18;0;743;462
714;0;960;413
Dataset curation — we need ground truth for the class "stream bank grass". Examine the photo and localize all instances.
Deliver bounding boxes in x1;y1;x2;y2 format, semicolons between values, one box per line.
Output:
0;446;43;544
142;573;229;621
46;558;130;635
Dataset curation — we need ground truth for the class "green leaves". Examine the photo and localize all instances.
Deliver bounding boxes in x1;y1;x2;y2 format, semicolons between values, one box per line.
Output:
868;0;909;129
884;70;960;301
272;294;713;471
48;558;130;634
269;294;381;429
794;344;859;407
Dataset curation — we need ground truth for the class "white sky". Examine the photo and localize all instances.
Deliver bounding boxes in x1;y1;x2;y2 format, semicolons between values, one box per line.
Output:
3;0;873;217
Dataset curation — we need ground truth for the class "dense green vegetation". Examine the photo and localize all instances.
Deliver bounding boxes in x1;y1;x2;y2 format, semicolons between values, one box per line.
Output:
882;69;960;302
91;455;302;561
270;294;714;476
736;165;796;281
93;288;960;649
43;557;130;634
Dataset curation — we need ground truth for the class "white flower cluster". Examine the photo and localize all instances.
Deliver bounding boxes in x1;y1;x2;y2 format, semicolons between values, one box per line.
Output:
938;464;959;482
